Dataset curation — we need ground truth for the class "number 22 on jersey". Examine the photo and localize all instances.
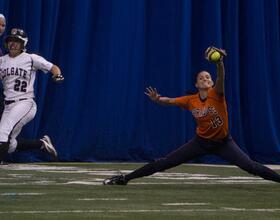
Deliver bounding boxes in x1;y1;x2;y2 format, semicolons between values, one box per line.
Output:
14;79;27;92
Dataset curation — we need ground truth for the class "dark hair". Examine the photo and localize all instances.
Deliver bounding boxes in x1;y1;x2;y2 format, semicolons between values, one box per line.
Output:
196;70;211;79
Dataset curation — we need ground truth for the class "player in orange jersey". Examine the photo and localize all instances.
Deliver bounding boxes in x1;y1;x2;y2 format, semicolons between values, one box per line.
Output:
103;46;280;185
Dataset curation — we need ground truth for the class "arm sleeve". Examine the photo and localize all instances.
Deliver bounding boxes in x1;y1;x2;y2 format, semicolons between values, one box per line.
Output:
170;96;190;110
30;54;53;73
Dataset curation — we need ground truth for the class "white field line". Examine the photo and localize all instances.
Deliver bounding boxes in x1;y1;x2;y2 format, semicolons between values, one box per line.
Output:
41;171;89;173
0;193;45;196
0;163;277;185
0;164;79;171
47;162;280;170
131;181;270;185
162;203;210;206
0;209;216;214
151;176;262;180
222;207;280;212
63;181;100;185
153;173;217;177
189;164;280;170
1;163;280;171
0;180;270;186
0;181;56;186
0;208;280;214
77;198;127;201
8;174;32;178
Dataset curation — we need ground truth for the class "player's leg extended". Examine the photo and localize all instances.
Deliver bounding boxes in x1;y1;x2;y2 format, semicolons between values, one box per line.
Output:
0;100;37;154
214;136;280;183
16;136;58;158
6;100;58;158
0;107;13;160
104;136;208;185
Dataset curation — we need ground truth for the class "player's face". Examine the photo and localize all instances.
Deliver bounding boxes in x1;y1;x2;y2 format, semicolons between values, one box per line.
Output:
0;18;6;36
195;71;214;90
7;40;22;57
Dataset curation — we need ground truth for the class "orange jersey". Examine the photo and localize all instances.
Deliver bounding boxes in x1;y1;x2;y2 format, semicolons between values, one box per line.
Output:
172;88;228;140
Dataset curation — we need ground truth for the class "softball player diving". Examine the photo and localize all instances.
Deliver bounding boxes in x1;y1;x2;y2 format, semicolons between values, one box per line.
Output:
0;28;64;162
104;46;280;185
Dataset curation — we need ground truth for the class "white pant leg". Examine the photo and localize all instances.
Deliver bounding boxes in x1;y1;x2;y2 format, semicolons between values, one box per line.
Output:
0;99;37;153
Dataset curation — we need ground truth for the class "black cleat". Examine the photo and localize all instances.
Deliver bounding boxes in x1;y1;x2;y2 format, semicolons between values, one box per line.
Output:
103;175;127;185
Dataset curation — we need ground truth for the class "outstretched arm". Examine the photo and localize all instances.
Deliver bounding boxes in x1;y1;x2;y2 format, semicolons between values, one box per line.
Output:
144;87;176;106
205;46;227;95
215;60;225;95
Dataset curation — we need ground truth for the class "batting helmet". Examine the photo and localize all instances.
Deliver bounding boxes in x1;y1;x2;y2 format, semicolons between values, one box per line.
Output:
4;28;28;51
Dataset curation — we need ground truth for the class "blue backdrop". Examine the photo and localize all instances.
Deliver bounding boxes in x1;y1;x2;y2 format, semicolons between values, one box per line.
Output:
0;0;280;163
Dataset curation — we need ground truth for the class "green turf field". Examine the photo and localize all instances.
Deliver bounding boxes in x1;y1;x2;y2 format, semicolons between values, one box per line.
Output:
0;163;279;220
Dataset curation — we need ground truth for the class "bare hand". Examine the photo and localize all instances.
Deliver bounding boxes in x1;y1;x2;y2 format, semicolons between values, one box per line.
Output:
144;86;161;102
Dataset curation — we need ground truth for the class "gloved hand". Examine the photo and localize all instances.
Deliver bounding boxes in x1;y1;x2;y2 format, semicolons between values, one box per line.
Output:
205;46;227;63
52;74;64;83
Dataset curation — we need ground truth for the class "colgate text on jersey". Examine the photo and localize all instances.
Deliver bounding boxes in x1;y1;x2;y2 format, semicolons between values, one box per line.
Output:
0;67;28;79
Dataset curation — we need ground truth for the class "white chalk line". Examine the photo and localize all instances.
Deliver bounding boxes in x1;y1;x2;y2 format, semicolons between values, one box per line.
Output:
1;164;280;172
190;164;280;170
0;193;45;196
78;198;127;201
8;174;33;178
0;181;57;186
162;202;210;206
0;178;271;186
0;164;277;185
0;208;280;214
63;181;100;185
222;207;280;212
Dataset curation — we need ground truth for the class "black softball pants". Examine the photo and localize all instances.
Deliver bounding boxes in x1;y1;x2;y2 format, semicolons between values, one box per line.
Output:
125;135;280;183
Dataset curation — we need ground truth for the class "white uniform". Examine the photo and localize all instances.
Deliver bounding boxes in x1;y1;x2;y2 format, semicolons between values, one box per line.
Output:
0;52;53;153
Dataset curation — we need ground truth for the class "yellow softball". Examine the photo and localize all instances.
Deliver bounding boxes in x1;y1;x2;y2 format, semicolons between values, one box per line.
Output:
210;51;221;62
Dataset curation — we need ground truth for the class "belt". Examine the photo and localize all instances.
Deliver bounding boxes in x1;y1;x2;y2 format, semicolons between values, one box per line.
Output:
4;98;28;105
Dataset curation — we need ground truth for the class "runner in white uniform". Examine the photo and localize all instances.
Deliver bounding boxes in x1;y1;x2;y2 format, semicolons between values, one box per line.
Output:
0;28;64;161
